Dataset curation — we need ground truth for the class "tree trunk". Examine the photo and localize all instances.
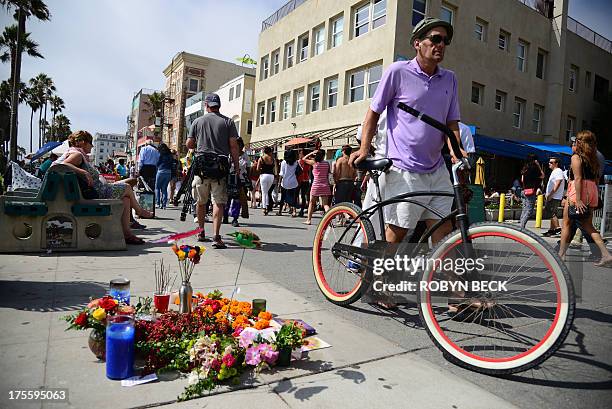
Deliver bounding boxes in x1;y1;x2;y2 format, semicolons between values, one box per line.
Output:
9;8;26;162
43;99;48;144
29;107;34;152
38;105;43;149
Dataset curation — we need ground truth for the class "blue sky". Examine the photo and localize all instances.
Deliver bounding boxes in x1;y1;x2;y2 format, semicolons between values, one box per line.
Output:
1;0;611;153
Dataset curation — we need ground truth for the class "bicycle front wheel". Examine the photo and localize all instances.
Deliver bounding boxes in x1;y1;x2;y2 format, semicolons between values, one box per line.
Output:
418;222;575;375
312;202;375;305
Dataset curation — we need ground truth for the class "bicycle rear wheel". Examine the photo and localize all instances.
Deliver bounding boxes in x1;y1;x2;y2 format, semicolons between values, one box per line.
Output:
418;222;575;374
312;203;375;305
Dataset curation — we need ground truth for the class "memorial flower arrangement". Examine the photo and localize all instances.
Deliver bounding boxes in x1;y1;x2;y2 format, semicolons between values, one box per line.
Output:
63;296;134;336
171;244;205;282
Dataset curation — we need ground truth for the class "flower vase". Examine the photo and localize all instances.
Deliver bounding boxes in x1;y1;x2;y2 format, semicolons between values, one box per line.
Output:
179;281;193;313
88;329;106;361
277;347;291;367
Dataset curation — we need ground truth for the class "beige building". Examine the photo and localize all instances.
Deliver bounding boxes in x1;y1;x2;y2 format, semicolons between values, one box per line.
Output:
184;73;256;144
250;0;612;153
162;52;255;153
128;88;157;161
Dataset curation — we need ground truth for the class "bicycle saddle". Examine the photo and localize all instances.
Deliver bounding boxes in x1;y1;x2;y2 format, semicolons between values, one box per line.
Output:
355;158;393;172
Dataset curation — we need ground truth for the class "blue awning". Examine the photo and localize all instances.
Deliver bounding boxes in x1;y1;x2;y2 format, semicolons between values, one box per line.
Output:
519;141;573;156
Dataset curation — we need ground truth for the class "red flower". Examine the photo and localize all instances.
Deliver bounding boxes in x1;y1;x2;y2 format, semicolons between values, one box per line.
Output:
222;353;236;368
98;296;118;311
211;358;221;371
74;312;88;327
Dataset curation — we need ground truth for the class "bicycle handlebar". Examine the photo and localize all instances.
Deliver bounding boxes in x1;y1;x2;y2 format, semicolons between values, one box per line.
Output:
397;102;465;163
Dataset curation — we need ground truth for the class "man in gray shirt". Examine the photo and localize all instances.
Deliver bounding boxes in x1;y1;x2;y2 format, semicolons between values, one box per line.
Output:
186;93;240;248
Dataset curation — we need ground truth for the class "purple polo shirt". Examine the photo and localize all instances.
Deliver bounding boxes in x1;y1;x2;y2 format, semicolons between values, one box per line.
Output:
370;58;460;173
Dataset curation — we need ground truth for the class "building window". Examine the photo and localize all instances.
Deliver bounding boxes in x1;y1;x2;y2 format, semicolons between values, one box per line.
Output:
566;116;575;141
261;56;269;80
471;83;484;105
285;41;294;69
247;120;253;134
474;18;487;42
585;71;591;88
517;40;527;72
536;51;546;79
498;30;509;50
532;104;543;134
326;76;338;108
594;75;609;103
513;98;525;128
495;90;506;111
354;3;369;37
295;89;304;116
257;102;265;126
349;69;365;102
368;64;383;97
235;83;242;99
188;79;199;93
229;87;234;101
569;65;578;92
331;15;344;48
272;49;280;75
412;0;426;26
267;98;276;123
299;34;309;62
440;4;453;24
281;93;290;120
309;82;320;112
314;25;325;56
372;0;386;29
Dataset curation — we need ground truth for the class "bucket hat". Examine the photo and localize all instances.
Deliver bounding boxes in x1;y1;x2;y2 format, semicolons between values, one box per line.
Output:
411;17;454;44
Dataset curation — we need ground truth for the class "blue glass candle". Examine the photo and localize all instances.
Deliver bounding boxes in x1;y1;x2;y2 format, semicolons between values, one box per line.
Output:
109;278;130;304
106;315;135;380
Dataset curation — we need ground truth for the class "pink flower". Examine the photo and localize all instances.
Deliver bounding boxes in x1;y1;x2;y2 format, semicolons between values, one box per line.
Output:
222;353;236;368
260;344;279;365
232;326;244;337
245;346;262;366
239;329;257;348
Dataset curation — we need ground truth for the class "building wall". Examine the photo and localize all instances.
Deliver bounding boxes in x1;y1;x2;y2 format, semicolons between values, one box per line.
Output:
252;0;397;145
251;0;611;151
130;90;155;161
183;74;257;145
92;133;128;166
162;52;255;153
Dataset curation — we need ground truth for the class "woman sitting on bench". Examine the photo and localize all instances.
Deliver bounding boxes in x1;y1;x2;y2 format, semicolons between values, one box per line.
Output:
52;130;152;245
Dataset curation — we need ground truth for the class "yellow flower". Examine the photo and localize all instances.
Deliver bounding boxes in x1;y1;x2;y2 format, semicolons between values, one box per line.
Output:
92;308;106;321
177;250;186;261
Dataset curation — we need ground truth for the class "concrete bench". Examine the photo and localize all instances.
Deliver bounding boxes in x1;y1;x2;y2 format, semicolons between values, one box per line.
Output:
0;164;126;253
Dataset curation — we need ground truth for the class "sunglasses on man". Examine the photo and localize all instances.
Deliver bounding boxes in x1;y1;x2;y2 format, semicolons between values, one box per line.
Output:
423;34;451;45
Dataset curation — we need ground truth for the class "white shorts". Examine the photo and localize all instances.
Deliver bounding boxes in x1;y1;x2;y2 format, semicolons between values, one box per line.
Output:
383;165;453;230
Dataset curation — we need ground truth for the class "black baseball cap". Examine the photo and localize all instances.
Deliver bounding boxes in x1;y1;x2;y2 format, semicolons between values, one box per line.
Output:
205;93;221;107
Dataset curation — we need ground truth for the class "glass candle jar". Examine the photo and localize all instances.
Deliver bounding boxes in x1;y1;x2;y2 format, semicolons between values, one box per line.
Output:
106;314;135;380
109;278;130;304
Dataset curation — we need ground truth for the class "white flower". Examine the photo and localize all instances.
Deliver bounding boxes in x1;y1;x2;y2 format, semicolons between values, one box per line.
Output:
187;370;201;386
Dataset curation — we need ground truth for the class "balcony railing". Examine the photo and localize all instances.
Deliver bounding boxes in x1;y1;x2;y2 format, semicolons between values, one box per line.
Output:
185;91;205;107
261;0;307;32
567;16;612;54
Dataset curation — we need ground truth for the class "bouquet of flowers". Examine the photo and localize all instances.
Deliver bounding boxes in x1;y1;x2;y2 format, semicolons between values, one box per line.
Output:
63;296;134;336
171;244;205;282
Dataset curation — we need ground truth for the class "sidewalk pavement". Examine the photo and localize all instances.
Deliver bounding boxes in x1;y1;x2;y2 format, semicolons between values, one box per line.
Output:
0;216;521;409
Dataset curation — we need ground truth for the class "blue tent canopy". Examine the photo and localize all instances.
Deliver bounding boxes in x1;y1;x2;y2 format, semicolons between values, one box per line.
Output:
474;134;612;175
30;141;62;161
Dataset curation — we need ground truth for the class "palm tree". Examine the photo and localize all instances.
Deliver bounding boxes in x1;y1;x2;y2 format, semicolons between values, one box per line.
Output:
41;78;55;144
144;91;165;137
0;24;44;78
24;83;41;151
49;113;70;141
30;73;52;147
0;0;50;161
49;94;64;132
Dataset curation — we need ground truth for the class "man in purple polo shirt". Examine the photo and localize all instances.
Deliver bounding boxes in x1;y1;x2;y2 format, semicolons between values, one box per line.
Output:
350;17;464;245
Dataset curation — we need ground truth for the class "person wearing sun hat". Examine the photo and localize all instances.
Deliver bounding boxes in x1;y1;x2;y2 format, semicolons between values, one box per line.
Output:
350;16;464;247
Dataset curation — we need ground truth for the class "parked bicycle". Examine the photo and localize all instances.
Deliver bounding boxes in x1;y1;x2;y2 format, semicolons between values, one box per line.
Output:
312;103;575;375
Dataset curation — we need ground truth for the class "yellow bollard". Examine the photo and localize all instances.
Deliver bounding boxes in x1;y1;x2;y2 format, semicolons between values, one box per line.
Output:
535;194;544;228
498;193;506;222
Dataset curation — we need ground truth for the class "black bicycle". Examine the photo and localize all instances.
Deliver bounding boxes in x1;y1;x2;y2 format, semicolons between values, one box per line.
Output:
312;103;575;375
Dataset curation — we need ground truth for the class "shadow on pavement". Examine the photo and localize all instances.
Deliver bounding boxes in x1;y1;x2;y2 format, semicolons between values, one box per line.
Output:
0;280;107;312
